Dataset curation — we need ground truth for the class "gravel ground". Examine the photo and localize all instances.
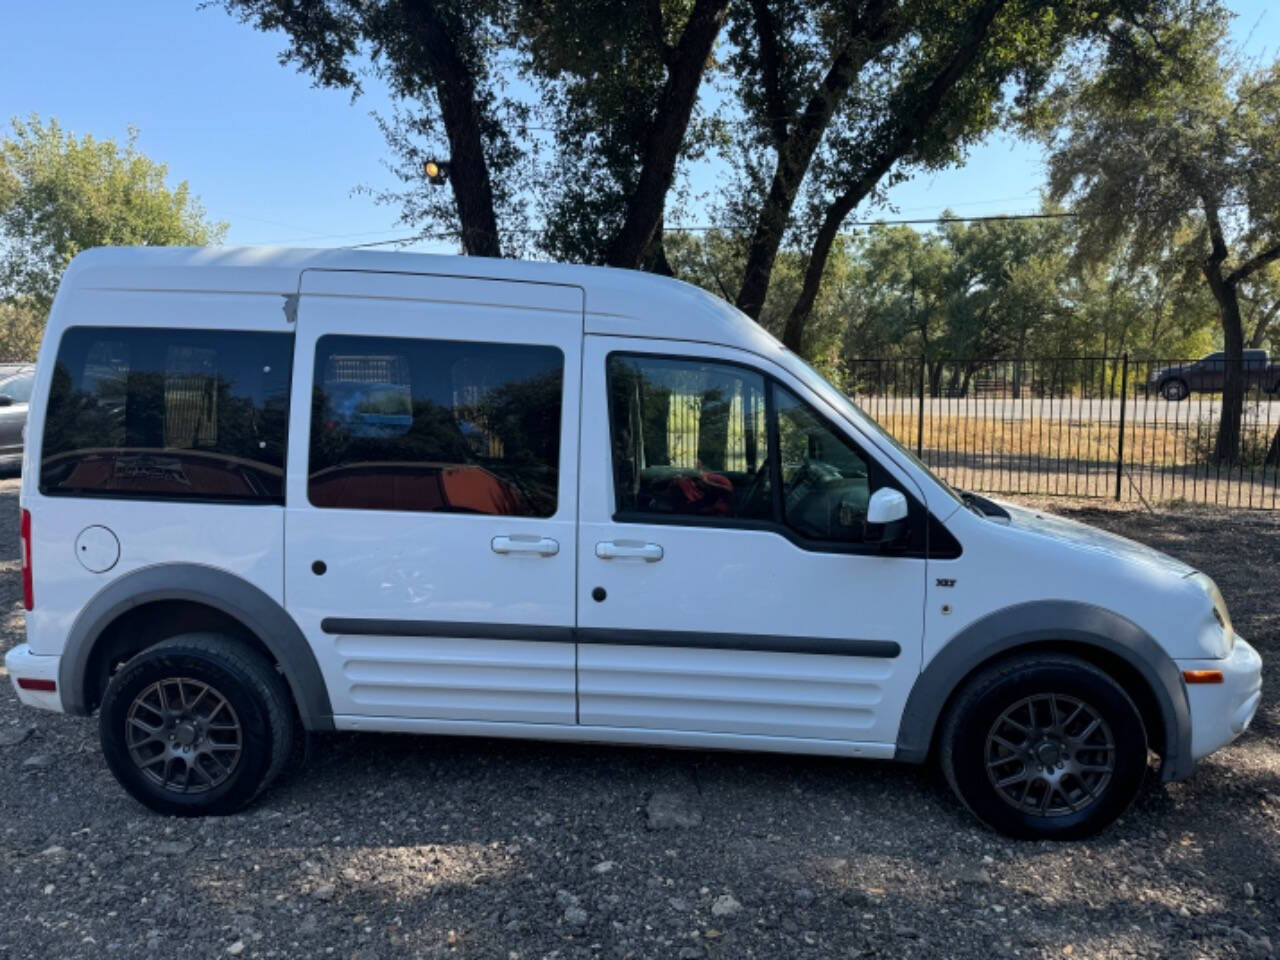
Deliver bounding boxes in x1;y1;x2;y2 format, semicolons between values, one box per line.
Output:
0;477;1276;960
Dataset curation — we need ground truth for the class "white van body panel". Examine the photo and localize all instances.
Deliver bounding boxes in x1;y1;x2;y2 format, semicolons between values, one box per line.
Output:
7;247;1260;792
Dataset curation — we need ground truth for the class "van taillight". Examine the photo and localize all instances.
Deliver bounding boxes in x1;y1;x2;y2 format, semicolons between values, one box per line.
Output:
20;509;32;611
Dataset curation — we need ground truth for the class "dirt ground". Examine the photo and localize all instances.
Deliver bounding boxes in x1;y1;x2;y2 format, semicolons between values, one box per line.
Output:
0;476;1276;960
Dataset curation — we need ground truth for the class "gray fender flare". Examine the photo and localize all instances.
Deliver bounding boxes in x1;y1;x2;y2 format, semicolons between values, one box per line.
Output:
59;563;334;731
894;600;1193;781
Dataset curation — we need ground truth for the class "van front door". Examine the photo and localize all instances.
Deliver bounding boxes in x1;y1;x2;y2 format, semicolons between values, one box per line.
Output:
576;338;926;751
285;271;582;727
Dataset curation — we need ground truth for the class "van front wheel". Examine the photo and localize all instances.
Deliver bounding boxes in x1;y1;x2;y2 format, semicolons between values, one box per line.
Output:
99;634;294;816
939;655;1147;840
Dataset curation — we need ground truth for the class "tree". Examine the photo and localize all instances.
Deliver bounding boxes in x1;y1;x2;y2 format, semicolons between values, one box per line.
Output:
221;0;519;257
225;0;728;267
515;0;729;269
723;0;1168;354
1042;7;1280;462
0;116;225;320
724;0;906;321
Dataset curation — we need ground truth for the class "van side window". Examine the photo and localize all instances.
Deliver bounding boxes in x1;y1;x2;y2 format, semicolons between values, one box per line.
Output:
774;384;872;542
606;353;935;553
40;327;292;503
308;335;563;517
607;355;772;520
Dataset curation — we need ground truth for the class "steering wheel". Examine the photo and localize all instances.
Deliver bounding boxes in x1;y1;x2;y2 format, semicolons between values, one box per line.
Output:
737;460;774;515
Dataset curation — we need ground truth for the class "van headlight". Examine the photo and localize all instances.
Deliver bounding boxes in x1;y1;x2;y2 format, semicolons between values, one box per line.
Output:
1188;572;1234;654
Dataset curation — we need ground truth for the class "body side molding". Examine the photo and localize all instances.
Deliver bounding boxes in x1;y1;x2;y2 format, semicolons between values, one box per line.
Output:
322;618;901;659
894;600;1193;781
60;563;334;730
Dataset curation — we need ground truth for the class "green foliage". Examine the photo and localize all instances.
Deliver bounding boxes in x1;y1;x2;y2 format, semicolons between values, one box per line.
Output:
668;206;1222;375
666;227;857;373
1042;8;1280;279
515;0;682;262
0;299;44;361
0;115;226;314
1041;3;1280;460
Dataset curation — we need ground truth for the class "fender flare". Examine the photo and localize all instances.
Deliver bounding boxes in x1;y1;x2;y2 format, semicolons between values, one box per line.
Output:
894;600;1193;781
58;563;334;731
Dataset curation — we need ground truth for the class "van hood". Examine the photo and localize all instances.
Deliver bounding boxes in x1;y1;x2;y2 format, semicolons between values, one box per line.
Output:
995;501;1196;578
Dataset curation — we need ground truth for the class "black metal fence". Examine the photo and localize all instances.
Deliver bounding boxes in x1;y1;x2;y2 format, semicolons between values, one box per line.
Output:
846;356;1280;509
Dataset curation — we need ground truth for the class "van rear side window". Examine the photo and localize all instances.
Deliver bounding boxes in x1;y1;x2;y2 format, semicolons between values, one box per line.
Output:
40;327;293;504
308;334;563;516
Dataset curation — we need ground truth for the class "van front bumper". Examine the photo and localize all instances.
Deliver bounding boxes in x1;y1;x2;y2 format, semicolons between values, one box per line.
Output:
4;644;65;713
1178;637;1262;761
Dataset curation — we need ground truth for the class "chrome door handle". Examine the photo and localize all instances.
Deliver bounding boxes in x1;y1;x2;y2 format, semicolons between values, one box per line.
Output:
491;535;560;557
595;540;664;562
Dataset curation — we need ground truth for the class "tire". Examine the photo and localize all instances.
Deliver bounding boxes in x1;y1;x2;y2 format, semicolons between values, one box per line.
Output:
939;655;1147;840
99;633;295;816
1161;379;1189;401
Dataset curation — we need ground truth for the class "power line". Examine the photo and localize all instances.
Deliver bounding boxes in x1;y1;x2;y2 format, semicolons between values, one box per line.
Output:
342;209;1077;249
346;232;451;248
667;211;1077;231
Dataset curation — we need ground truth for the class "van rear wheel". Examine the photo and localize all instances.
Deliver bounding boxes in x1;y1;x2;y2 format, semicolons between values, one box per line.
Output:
99;634;294;816
939;655;1147;840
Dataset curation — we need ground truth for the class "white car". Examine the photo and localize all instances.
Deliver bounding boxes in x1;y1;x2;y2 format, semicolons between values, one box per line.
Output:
5;247;1263;839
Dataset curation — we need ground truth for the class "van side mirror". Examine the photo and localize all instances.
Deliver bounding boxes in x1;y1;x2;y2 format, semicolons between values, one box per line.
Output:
0;395;12;407
865;487;909;547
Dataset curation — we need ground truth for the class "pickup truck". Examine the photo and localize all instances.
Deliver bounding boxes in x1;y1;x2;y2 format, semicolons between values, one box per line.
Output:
1149;350;1280;401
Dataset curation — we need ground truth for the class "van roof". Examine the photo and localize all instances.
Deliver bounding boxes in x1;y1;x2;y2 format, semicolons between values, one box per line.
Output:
60;245;784;358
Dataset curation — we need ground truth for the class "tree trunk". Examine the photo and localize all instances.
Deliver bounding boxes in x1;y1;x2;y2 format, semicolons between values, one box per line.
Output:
1200;196;1246;464
781;189;858;351
605;0;730;269
1203;261;1245;464
406;0;503;257
928;361;944;398
780;0;1007;353
643;222;675;276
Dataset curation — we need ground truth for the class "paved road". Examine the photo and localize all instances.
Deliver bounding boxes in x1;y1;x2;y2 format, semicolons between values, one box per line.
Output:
854;395;1280;424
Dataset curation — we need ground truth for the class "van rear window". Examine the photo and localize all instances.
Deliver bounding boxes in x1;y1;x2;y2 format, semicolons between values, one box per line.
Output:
40;327;293;504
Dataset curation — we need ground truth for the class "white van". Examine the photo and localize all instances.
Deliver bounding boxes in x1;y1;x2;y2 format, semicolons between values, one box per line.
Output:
6;247;1263;838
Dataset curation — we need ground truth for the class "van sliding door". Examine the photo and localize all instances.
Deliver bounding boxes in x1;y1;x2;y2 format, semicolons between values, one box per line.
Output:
284;270;584;728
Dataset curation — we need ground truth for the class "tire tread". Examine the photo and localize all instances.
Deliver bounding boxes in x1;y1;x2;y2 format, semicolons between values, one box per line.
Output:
939;653;1146;839
100;632;295;814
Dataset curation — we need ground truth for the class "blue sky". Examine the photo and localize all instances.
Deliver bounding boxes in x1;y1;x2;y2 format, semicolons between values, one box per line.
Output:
4;0;1277;255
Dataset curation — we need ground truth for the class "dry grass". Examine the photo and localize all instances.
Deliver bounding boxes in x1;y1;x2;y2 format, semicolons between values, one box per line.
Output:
873;413;1280;508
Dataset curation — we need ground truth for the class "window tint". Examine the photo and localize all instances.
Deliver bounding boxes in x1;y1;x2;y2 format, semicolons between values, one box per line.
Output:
41;327;292;503
774;385;873;542
309;335;563;516
607;355;771;520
